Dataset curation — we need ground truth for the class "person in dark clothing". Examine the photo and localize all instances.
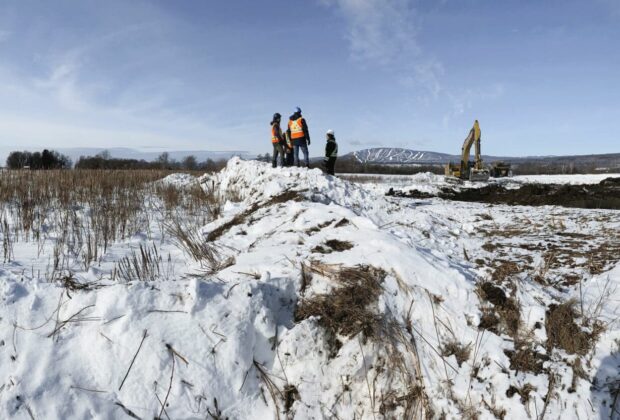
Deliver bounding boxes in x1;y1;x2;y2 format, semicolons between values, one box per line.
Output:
284;131;294;166
270;113;285;168
286;107;311;167
323;129;338;175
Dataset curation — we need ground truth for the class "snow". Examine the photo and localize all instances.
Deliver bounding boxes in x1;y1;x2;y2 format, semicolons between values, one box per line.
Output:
352;148;450;164
1;158;619;419
500;173;620;185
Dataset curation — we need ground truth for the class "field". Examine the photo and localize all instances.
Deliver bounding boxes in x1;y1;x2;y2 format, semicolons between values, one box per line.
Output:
1;161;619;419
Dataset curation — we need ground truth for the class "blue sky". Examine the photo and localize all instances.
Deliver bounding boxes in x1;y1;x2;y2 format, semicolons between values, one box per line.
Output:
0;0;618;158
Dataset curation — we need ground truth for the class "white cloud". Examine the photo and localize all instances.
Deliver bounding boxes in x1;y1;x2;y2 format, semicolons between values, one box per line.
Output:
322;0;506;123
321;0;420;66
442;83;506;125
321;0;447;100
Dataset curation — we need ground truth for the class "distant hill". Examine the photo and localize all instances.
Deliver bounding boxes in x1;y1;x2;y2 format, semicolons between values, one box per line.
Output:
352;148;455;164
348;147;620;170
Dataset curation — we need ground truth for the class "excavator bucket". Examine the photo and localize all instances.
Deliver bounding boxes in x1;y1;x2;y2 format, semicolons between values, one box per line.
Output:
469;169;490;182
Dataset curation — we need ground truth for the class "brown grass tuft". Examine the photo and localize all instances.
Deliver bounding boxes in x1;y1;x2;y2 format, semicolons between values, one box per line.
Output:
506;383;537;404
311;239;354;254
477;282;521;337
545;299;602;355
295;265;386;355
503;340;548;374
441;340;472;367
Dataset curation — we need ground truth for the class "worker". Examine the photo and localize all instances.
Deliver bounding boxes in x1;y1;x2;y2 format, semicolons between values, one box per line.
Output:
284;130;294;167
286;107;311;168
323;129;338;175
270;113;285;168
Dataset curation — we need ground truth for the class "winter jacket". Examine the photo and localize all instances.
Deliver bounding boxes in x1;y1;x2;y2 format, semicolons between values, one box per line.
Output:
286;112;310;146
325;137;338;160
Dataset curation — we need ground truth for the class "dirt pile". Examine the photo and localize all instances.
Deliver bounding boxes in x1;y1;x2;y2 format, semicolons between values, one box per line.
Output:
388;180;620;209
439;182;620;209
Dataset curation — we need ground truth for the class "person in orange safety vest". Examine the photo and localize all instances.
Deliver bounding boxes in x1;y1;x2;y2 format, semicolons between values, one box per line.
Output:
286;107;311;168
270;113;285;167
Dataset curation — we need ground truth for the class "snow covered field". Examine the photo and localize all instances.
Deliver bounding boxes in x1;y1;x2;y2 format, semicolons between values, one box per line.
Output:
1;161;619;419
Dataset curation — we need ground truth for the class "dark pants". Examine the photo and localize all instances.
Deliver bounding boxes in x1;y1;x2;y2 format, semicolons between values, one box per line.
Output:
326;157;337;175
272;143;285;167
285;149;294;166
294;144;309;167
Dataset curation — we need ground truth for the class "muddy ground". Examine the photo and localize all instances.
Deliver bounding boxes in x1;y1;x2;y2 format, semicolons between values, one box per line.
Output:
387;177;620;210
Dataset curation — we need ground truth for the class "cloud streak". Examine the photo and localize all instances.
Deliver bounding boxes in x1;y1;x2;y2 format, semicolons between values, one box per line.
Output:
322;0;505;122
321;0;420;66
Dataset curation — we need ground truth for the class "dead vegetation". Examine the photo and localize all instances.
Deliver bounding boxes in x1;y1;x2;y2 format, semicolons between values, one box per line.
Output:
477;282;521;337
206;191;304;242
166;220;234;273
545;299;603;356
295;263;432;418
503;340;547;374
440;340;472;367
113;243;163;282
295;265;386;355
311;239;354;254
506;383;537;404
0;170;222;282
305;219;334;235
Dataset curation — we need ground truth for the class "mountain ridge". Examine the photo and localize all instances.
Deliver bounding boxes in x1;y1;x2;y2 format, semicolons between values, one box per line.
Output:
348;147;620;166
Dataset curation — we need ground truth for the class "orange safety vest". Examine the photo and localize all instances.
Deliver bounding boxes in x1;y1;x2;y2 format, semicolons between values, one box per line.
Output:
289;117;305;139
271;124;281;144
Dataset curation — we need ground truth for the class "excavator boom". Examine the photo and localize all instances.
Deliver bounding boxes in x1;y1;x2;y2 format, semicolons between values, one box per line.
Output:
445;120;490;182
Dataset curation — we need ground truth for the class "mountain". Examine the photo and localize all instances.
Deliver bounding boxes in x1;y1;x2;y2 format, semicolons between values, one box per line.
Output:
348;147;620;168
351;148;455;164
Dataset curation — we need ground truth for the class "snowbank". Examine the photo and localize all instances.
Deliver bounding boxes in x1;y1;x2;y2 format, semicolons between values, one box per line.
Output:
1;158;618;419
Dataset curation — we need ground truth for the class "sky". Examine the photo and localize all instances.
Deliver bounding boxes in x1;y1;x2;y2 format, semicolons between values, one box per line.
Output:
0;0;618;159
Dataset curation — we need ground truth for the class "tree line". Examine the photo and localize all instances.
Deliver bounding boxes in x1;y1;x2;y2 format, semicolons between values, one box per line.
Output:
74;151;227;171
4;150;228;172
6;150;72;169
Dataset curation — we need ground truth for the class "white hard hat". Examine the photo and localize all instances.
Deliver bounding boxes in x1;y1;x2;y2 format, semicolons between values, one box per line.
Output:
326;129;335;136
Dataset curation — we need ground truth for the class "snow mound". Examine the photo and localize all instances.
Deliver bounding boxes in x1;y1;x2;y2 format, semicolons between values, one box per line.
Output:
1;158;618;419
158;172;199;188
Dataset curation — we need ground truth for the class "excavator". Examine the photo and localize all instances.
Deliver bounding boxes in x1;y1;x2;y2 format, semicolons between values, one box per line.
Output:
445;120;491;182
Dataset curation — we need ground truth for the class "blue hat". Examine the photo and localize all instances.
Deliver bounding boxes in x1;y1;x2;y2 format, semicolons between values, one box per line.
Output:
294;107;302;114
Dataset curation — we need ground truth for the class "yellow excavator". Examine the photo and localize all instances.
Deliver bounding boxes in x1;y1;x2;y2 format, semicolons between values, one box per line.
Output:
445;120;491;182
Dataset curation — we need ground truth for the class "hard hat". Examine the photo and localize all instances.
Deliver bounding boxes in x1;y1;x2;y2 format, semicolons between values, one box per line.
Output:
294;107;302;114
326;129;335;136
273;113;281;120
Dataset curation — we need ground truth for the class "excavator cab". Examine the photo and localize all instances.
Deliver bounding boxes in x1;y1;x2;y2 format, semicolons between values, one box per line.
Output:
445;120;490;182
490;161;512;178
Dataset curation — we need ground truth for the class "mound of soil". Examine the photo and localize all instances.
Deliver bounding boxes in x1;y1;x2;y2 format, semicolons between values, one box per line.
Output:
600;177;620;186
386;188;435;199
439;182;620;210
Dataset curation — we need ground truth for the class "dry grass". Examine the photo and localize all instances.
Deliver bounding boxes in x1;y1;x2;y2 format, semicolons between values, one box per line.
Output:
441;340;472;367
295;265;386;355
506;383;537;404
311;239;354;254
296;262;432;418
477;282;521;337
545;299;603;356
207;191;303;242
112;244;162;282
503;340;547;374
166;219;234;273
0;169;225;282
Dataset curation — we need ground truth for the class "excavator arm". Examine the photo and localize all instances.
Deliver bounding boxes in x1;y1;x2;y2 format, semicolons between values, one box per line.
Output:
445;120;489;181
